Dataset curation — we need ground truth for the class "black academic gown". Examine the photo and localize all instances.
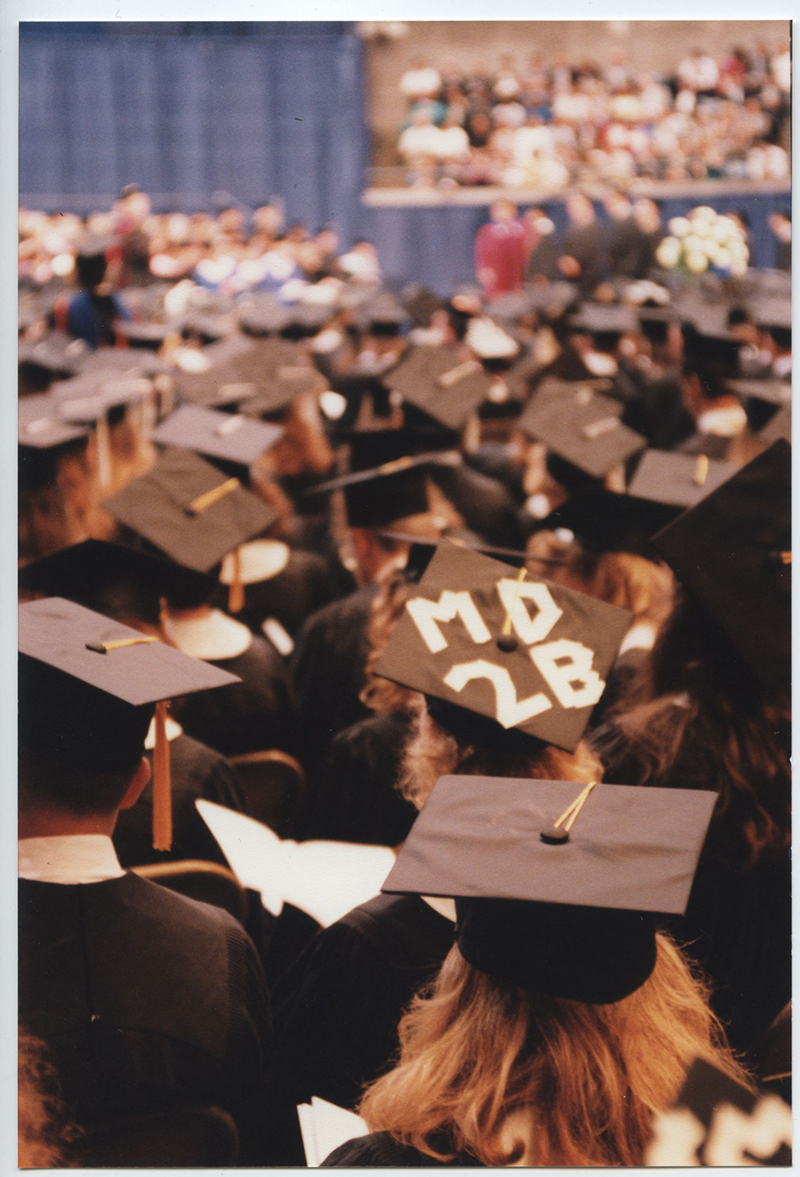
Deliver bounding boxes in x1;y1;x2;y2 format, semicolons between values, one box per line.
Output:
19;872;271;1164
607;218;642;278
113;733;246;869
562;222;605;292
176;635;299;758
269;893;455;1164
300;712;418;846
290;584;379;778
323;1132;482;1167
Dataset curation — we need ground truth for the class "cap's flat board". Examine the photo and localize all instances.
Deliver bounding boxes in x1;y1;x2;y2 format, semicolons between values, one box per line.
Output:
383;775;717;916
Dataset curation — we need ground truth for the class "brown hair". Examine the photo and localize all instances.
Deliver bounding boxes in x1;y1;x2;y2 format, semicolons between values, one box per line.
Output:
526;530;675;628
18;1032;81;1167
593;592;790;869
358;937;751;1166
398;704;602;811
360;571;424;718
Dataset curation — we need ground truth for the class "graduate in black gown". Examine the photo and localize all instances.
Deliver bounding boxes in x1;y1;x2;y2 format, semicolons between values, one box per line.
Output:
323;775;745;1167
270;540;634;1162
18;599;271;1165
17;539;254;865
591;443;791;1058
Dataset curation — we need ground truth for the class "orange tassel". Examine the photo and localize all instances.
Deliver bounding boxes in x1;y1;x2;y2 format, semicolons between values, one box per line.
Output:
152;701;173;852
228;548;245;614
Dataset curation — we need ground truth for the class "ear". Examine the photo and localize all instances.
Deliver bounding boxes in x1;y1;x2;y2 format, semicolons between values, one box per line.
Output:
119;756;151;811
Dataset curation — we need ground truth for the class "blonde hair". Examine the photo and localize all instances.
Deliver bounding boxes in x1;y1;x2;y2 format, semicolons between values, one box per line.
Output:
399;704;602;810
526;530;675;628
359;937;751;1167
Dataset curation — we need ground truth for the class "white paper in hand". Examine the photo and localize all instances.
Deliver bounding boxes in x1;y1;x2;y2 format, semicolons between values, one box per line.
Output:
196;800;396;927
297;1097;369;1167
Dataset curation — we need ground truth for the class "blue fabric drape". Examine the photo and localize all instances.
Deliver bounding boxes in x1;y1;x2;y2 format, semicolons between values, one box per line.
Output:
19;24;370;245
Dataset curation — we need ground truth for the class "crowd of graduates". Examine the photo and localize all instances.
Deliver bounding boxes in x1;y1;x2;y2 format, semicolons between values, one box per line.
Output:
395;41;791;188
18;186;791;1167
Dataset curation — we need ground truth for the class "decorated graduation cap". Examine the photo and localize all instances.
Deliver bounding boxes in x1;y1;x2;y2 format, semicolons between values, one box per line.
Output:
18;539;210;628
102;447;278;613
519;389;646;481
646;1057;792;1166
152;404;283;479
384;344;495;432
382;774;716;1002
374;540;632;752
19;597;239;850
653;439;790;692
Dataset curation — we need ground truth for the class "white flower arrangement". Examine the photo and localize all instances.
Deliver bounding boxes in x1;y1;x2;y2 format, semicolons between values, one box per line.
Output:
656;207;749;277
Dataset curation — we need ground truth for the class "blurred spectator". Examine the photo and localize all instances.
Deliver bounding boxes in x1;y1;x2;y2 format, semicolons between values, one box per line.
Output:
399;57;442;100
769;208;791;271
475;199;528;301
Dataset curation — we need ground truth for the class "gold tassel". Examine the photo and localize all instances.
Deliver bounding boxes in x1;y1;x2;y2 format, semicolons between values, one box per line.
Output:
694;454;709;487
152;701;173;852
228;548;245;614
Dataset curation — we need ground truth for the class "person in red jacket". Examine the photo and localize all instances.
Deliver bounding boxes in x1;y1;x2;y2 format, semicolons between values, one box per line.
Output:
475;199;527;302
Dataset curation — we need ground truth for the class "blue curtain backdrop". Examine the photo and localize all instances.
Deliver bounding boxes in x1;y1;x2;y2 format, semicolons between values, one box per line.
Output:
19;23;788;290
19;23;370;247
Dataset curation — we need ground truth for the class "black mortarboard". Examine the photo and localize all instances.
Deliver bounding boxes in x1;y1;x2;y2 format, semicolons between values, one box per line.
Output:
401;285;444;327
102;447;279;574
725;378;791;408
78;346;169;379
180;310;235;345
637;305;676;346
568;303;638;340
119;320;174;350
759;403;791;446
653;440;791;691
152;404;283;477
18;334;87;386
627;450;737;511
19;393;91;450
535;490;673;558
748;298;792;334
382;775;716;1001
237;294;290;336
519;391;646;480
355;291;409;336
18;539;210;628
305;447;452;530
19;596;239;849
374;541;632;752
681;322;742;393
51;374;151;422
384;344;494;432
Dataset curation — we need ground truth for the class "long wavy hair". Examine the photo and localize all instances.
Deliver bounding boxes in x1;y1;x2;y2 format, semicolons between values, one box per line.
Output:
358;937;751;1167
592;592;790;869
399;703;602;811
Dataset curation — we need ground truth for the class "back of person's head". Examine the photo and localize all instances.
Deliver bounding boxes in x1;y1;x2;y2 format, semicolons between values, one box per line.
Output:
596;591;790;867
398;700;601;811
358;933;749;1166
18;658;152;818
526;530;674;628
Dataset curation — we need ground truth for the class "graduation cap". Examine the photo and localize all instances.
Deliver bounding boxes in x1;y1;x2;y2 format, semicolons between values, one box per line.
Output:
152;404;283;479
18;334;87;387
382;774;716;1001
305;446;456;530
748;297;791;340
237;294;290;337
377;530;570;580
627;450;737;512
681;321;742;392
401;285;444;328
725;378;791;408
354;291;408;336
653;440;791;692
637;305;677;346
374;540;632;752
384;344;495;432
180;310;235;344
519;390;646;481
568;303;638;343
19;394;92;494
534;489;672;558
118;320;174;350
18;539;210;628
759;403;791;446
102;447;279;613
19;596;239;850
647;1057;792;1166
